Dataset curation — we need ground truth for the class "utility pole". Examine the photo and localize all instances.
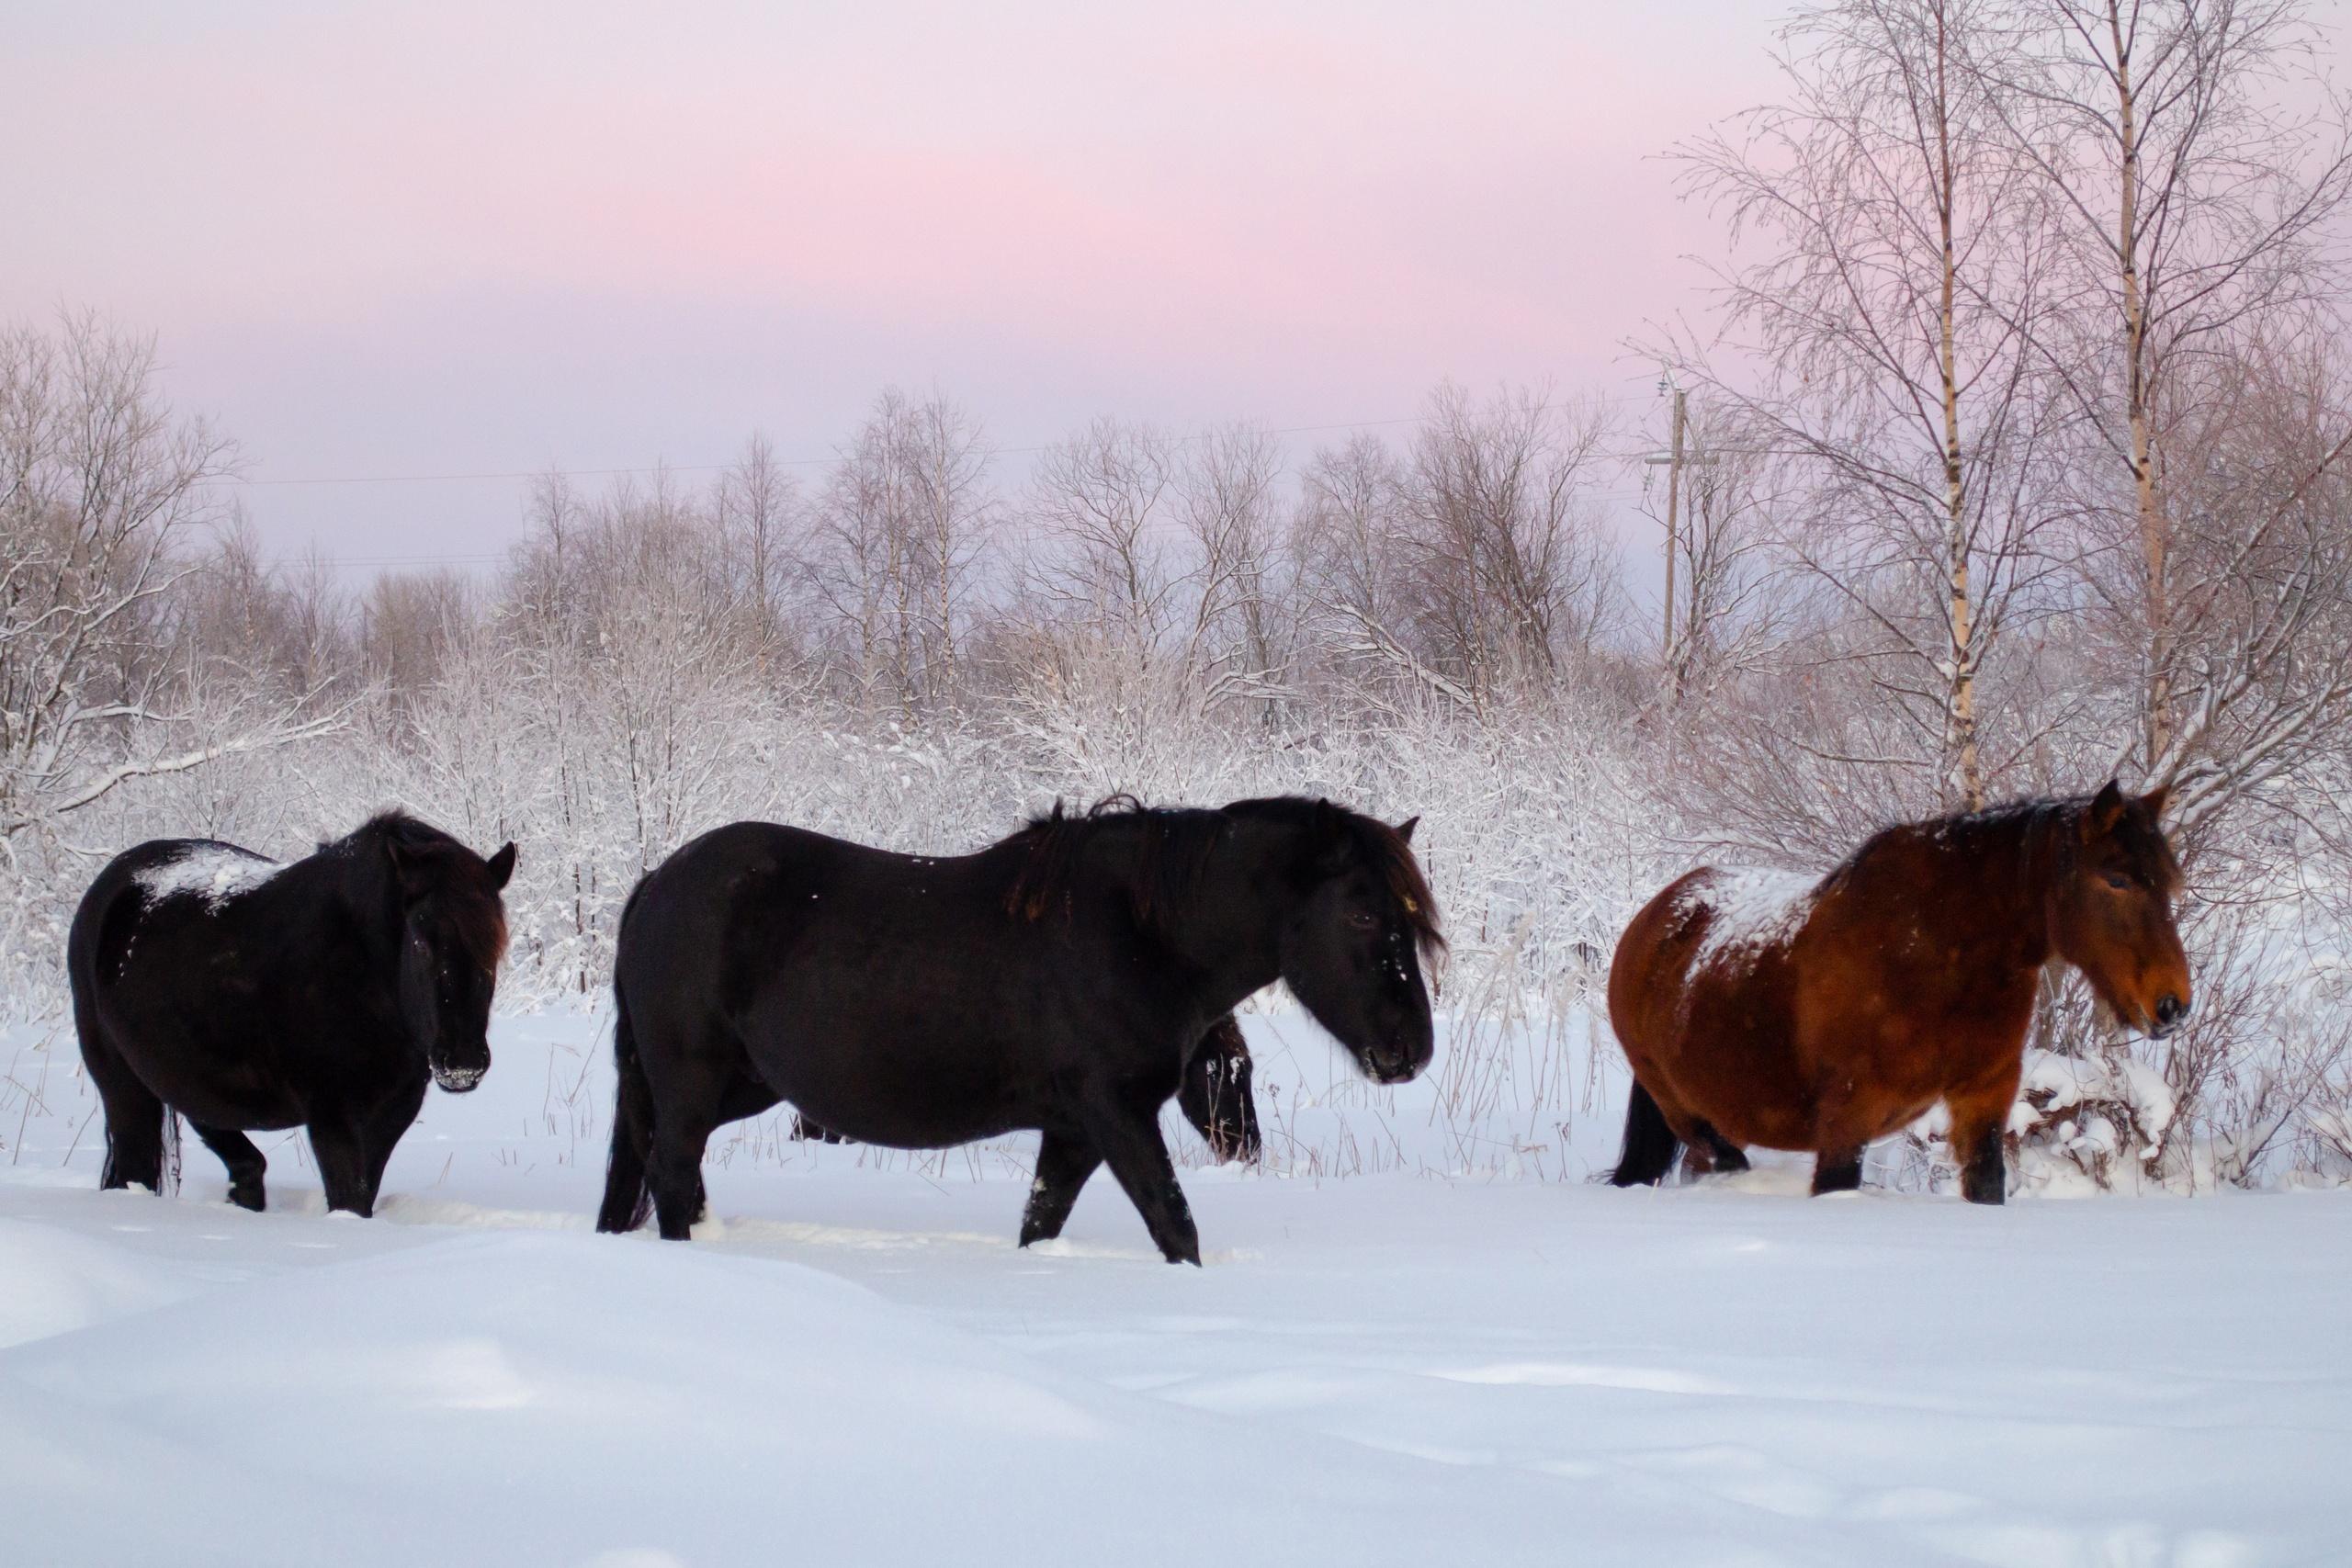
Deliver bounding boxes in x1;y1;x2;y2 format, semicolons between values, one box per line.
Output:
1653;384;1689;660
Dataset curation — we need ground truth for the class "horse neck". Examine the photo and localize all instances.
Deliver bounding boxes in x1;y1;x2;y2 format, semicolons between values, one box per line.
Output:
314;842;409;975
1917;807;2066;973
1151;816;1295;1006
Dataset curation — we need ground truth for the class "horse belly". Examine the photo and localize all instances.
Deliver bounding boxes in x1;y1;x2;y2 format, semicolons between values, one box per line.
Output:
1652;977;1817;1152
97;938;324;1130
102;1007;307;1129
775;1045;1024;1149
744;976;1033;1151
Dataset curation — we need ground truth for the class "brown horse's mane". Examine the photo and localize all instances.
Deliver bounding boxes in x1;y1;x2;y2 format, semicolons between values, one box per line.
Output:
1001;795;1444;957
345;811;512;969
1861;791;2182;898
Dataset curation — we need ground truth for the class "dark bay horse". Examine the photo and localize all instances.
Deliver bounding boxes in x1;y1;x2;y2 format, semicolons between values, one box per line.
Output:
795;1013;1262;1163
1607;783;2188;1203
67;812;515;1215
598;796;1439;1262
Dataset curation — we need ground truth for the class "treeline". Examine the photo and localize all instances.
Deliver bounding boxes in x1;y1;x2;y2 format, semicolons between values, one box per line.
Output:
12;0;2352;1185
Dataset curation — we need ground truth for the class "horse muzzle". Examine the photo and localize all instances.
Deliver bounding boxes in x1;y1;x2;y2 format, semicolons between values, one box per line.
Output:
1365;1040;1432;1085
432;1064;487;1093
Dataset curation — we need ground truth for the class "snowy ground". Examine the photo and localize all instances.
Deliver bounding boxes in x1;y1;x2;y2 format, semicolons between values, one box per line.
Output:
2;1011;2348;1566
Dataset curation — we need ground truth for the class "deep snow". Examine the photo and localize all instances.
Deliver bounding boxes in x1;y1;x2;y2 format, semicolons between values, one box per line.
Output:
1;1011;2347;1566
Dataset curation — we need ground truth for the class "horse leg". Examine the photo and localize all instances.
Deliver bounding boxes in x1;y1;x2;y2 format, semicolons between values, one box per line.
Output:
1018;1129;1103;1247
648;1107;721;1240
645;1067;735;1241
353;1081;429;1215
1645;1093;1739;1182
1947;1060;2023;1206
307;1114;378;1217
1811;1145;1865;1195
190;1122;267;1212
1808;1085;1871;1195
1688;1118;1750;1177
1081;1096;1200;1266
83;1028;168;1194
670;1068;785;1227
791;1114;849;1145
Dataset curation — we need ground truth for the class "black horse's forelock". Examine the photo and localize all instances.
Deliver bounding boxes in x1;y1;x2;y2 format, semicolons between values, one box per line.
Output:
346;810;510;969
1002;794;1444;956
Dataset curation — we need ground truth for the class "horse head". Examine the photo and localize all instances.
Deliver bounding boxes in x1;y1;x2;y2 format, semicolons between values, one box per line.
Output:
1277;807;1442;1086
2052;781;2190;1039
385;826;516;1093
1177;1017;1261;1163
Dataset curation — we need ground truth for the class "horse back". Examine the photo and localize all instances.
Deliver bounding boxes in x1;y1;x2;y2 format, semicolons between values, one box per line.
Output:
69;838;261;993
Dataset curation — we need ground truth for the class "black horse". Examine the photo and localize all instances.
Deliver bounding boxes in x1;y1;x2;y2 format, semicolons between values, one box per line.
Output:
794;1012;1263;1163
599;795;1439;1262
67;812;515;1216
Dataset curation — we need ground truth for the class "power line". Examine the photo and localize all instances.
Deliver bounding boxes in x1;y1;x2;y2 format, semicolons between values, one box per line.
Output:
218;415;1430;491
210;392;1675;491
268;485;1664;571
239;391;1681;570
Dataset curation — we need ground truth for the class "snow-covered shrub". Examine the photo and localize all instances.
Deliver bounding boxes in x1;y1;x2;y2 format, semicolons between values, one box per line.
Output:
2009;1048;2177;1195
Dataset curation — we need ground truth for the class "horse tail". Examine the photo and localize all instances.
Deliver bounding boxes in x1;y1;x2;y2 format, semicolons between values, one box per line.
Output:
597;976;656;1234
78;996;174;1195
1608;1080;1683;1187
68;868;179;1195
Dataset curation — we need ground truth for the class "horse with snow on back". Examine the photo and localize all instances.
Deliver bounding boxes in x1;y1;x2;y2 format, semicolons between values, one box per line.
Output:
67;813;516;1215
1607;782;2188;1203
598;795;1438;1263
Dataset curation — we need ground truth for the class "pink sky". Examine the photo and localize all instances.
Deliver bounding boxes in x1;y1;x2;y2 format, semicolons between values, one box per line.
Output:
6;0;1781;567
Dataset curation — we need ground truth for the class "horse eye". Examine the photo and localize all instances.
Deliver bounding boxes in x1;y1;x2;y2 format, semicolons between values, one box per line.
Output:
2103;873;2132;892
1346;911;1378;931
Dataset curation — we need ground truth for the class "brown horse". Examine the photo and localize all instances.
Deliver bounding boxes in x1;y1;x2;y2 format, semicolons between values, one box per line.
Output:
1606;782;2189;1204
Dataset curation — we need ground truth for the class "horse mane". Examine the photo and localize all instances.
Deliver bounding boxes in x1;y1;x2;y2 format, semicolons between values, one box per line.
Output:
1001;795;1221;928
344;810;512;968
1879;791;2182;897
1001;794;1444;957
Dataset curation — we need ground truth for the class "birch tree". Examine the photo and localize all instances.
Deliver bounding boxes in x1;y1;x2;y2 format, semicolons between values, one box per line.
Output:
1973;0;2352;809
1674;0;2064;809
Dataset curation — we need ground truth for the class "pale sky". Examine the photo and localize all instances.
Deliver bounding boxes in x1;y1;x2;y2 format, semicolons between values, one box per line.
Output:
6;1;1788;571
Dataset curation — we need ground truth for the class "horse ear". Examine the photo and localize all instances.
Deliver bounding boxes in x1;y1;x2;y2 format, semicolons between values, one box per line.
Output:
486;841;517;890
1395;816;1419;845
2086;779;2127;839
2140;784;2171;822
